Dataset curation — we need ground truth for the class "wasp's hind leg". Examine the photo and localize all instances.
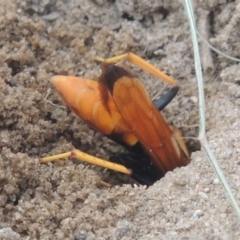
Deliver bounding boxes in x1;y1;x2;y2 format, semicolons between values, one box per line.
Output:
95;52;178;86
41;149;132;175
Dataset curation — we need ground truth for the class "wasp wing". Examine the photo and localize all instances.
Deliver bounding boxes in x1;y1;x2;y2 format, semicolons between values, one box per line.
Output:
51;76;138;147
103;64;189;176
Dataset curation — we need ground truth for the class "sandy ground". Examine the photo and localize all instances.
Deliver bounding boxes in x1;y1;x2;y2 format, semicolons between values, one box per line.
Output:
0;0;240;239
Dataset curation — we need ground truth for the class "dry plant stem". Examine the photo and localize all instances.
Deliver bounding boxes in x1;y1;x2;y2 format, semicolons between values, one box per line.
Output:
184;0;240;218
99;180;112;188
198;9;214;74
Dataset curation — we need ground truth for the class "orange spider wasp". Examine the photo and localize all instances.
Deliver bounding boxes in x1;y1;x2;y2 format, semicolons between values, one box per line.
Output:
41;53;190;185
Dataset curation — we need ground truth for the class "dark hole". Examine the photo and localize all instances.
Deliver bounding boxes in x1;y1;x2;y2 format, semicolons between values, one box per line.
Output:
25;8;36;16
209;10;215;35
4;79;15;87
155;6;169;19
84;37;93;47
7;60;22;76
83;15;89;24
122;12;134;21
45;112;57;124
235;80;240;85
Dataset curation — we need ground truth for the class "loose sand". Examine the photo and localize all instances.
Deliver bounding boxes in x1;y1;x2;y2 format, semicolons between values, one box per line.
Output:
1;0;240;239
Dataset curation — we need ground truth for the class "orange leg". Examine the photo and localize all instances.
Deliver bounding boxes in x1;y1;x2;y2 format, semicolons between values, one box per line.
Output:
41;149;132;175
95;52;178;86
